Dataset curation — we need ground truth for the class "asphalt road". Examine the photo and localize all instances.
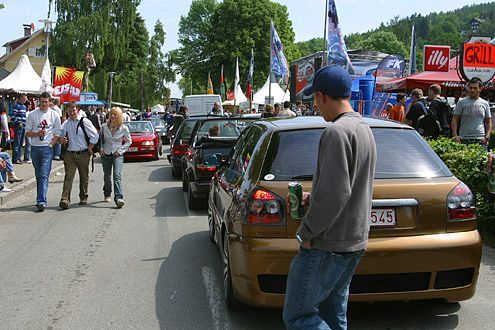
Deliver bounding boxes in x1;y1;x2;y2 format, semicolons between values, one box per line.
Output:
0;149;494;329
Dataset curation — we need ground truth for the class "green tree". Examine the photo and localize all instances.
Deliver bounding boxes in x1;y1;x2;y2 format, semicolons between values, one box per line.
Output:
295;38;325;58
0;4;4;9
174;0;297;96
357;31;408;57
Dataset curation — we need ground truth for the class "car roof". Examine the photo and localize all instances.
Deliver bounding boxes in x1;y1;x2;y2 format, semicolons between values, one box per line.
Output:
126;121;152;125
254;115;413;130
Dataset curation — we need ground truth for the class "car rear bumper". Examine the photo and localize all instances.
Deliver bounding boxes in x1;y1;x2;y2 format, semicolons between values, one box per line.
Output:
227;230;482;308
190;181;210;199
124;152;155;160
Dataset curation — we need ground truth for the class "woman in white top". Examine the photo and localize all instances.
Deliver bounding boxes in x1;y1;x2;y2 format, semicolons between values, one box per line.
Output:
100;107;132;208
0;102;10;148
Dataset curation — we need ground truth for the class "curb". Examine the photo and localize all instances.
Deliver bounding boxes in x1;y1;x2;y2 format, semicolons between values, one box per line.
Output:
0;163;65;206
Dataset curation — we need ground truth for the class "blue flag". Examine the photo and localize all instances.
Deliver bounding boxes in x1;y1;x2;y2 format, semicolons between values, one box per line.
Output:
327;0;354;75
271;22;289;86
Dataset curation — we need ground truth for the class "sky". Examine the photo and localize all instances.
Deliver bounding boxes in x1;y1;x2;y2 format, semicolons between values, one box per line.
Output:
0;0;491;97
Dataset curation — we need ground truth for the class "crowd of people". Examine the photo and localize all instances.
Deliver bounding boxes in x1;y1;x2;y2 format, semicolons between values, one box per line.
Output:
381;78;493;150
0;92;133;209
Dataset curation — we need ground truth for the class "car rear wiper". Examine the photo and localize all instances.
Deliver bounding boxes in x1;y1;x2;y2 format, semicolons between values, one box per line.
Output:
290;175;313;181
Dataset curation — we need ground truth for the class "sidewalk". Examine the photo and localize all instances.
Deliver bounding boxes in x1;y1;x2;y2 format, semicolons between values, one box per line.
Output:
0;150;65;206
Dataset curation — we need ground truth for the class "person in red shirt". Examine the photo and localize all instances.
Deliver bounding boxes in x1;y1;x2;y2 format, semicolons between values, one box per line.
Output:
389;93;406;122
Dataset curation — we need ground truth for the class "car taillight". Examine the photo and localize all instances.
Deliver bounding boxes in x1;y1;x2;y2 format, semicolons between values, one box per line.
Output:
172;144;188;155
447;182;476;222
245;188;284;225
196;164;218;173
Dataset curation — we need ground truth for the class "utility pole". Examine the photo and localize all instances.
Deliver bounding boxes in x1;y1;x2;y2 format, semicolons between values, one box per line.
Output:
107;72;116;108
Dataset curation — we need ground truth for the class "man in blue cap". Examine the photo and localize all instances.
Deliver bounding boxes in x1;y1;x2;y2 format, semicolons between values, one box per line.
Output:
283;65;377;330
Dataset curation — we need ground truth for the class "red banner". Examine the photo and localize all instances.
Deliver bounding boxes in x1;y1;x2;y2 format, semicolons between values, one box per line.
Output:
52;67;84;102
423;45;450;72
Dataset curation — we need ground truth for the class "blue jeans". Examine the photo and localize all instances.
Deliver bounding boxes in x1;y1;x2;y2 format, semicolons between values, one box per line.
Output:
0;152;14;188
283;247;364;330
13;125;25;162
24;136;31;161
101;154;124;201
52;143;61;159
31;146;53;205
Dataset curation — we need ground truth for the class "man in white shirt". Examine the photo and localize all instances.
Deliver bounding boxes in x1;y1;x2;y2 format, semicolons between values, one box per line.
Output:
25;92;62;212
59;102;99;209
278;101;297;117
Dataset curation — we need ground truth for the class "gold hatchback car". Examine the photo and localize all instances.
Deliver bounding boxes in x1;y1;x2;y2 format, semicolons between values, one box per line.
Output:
208;116;482;309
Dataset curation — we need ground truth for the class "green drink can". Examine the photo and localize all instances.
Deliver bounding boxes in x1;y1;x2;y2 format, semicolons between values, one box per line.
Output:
288;181;303;219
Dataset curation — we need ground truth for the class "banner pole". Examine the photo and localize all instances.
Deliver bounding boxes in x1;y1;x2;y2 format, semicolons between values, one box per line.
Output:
269;21;273;105
323;0;328;67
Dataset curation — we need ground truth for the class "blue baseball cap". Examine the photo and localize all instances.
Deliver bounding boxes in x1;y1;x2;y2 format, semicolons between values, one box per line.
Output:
303;65;352;97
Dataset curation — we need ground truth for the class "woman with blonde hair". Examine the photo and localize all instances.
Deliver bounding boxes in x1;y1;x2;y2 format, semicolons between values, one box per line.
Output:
100;107;132;208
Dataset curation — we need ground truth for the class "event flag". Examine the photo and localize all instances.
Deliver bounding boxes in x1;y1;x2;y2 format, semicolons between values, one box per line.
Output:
246;49;254;100
219;65;225;100
408;25;417;75
270;21;289;86
234;57;240;102
207;71;214;94
52;66;84;102
327;0;354;75
371;54;406;117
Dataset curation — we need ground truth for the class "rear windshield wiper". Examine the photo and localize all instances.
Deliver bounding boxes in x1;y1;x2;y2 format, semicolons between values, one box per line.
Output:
290;175;313;181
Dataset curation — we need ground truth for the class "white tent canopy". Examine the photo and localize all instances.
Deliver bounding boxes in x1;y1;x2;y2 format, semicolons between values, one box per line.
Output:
222;84;248;106
252;76;290;105
0;54;43;94
151;104;165;113
40;58;52;94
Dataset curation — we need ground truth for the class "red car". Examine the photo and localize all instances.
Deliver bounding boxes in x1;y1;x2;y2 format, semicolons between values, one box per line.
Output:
124;121;163;161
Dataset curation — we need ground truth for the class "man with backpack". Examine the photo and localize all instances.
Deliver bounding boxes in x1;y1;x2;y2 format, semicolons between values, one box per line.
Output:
405;88;440;139
58;102;99;210
426;84;452;137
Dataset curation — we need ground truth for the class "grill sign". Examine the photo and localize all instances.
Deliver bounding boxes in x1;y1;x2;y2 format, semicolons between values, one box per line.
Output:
423;45;450;72
460;37;495;83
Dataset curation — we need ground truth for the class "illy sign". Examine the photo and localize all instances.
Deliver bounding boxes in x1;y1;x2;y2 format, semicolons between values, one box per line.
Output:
460;36;495;83
423;45;450;72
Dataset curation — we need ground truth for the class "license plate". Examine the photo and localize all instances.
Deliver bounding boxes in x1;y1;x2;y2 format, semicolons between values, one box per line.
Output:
128;147;138;152
371;209;396;227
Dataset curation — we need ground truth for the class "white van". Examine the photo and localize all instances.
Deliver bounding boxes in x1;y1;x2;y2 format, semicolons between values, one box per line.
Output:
184;94;223;116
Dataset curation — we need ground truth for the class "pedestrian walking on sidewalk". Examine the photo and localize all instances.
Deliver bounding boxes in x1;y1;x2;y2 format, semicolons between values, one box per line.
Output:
283;65;377;330
25;92;62;212
100;107;132;208
58;102;99;210
0;151;24;192
11;93;28;164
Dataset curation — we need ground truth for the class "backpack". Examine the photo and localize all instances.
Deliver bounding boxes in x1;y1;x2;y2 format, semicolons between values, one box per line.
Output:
77;117;101;154
416;101;441;139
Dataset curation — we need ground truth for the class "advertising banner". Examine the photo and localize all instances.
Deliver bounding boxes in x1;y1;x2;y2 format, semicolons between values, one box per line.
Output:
271;22;289;86
460;37;495;83
294;53;323;100
52;67;84;102
423;45;450;72
327;0;354;75
371;54;406;117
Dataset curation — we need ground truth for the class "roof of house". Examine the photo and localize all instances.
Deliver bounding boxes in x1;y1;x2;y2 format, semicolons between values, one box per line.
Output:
0;29;44;64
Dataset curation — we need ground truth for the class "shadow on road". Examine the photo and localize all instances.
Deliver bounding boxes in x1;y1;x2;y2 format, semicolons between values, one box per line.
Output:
154;231;222;329
148;163;180;183
152;187;206;218
481;245;495;271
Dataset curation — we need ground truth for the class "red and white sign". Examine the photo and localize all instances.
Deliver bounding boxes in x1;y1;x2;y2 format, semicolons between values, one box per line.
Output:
460;37;495;83
52;67;84;103
423;45;450;72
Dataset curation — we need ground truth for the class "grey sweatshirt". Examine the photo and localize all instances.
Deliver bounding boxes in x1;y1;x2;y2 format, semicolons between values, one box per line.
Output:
297;111;377;252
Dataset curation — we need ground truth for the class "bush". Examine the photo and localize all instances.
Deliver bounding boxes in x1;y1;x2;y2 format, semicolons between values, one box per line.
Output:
428;137;494;246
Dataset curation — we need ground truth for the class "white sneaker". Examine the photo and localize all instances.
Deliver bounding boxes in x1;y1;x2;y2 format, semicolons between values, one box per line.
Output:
104;196;111;202
116;199;125;208
0;187;12;192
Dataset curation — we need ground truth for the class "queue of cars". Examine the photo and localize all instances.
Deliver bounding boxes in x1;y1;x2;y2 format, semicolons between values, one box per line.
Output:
166;114;482;310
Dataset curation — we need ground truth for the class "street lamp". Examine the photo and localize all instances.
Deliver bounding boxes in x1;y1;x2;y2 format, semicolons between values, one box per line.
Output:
107;72;116;108
38;19;55;59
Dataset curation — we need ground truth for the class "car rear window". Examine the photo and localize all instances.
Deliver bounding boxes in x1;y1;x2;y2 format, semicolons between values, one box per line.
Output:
179;120;197;139
126;122;153;133
196;120;251;139
261;127;452;181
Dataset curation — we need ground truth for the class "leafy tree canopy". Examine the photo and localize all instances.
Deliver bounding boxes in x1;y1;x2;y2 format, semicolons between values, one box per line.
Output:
173;0;298;96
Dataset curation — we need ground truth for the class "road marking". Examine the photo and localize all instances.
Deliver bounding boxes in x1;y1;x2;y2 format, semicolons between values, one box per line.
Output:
202;266;232;330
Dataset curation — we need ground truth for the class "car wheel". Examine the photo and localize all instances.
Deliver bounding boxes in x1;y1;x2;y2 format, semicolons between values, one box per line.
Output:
223;230;243;310
182;170;188;192
171;166;181;179
207;207;215;243
188;182;200;210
